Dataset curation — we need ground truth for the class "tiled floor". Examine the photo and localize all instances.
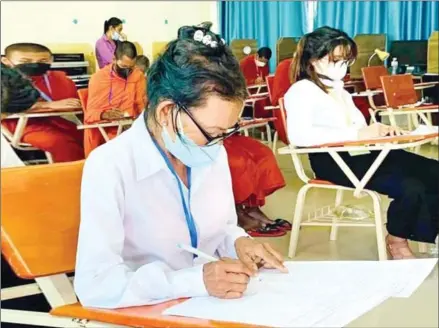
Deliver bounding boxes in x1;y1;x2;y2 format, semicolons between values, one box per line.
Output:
256;142;438;327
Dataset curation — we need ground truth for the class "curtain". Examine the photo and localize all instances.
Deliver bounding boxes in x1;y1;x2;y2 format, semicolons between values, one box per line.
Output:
314;1;439;41
219;1;307;70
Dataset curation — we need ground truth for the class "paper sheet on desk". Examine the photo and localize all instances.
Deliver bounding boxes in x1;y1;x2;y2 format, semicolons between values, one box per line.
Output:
409;124;438;136
164;259;437;328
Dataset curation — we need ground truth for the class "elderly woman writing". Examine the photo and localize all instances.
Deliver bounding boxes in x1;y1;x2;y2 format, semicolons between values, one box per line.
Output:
74;23;287;309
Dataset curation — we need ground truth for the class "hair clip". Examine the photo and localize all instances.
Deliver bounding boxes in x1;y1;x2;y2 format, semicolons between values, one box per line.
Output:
221;38;226;45
210;41;218;48
193;30;204;42
202;34;212;46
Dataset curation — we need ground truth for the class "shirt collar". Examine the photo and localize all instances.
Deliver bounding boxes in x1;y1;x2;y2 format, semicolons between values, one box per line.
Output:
129;114;168;181
101;34;113;44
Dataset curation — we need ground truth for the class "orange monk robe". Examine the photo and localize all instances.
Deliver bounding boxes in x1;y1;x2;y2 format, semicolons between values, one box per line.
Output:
272;58;293;106
1;71;84;163
224;134;286;207
240;55;271;119
84;65;146;157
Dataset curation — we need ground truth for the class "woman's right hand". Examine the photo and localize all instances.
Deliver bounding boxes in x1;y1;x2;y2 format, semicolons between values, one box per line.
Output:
358;123;405;140
203;258;253;299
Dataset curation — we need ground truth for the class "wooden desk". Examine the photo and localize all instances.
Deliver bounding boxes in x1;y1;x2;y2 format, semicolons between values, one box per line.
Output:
52;268;438;328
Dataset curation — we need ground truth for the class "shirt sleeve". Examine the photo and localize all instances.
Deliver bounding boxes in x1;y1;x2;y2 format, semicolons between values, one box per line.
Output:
215;148;248;259
84;73;112;123
134;74;147;116
95;39;113;69
284;84;361;147
74;148;208;309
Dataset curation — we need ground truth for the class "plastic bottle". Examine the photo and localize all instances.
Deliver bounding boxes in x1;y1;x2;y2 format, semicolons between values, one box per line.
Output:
391;58;399;75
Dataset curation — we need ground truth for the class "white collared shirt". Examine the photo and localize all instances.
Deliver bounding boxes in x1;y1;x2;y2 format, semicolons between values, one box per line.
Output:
284;79;367;147
75;116;247;309
1;133;24;168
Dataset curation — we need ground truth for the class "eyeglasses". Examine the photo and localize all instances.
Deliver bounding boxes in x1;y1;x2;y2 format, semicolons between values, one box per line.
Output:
177;104;240;146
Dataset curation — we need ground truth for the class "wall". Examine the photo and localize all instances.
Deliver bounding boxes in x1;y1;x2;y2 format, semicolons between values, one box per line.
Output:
1;1;219;58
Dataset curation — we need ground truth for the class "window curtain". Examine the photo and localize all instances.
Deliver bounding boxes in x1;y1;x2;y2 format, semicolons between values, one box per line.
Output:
219;1;307;70
314;1;439;41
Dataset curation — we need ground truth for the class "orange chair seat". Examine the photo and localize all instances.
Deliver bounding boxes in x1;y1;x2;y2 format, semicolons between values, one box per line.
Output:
309;179;335;186
51;301;254;328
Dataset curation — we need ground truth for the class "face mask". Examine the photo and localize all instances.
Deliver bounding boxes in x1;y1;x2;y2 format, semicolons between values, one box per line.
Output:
112;31;120;41
14;63;51;77
313;59;348;81
115;65;132;79
161;114;221;168
255;59;266;67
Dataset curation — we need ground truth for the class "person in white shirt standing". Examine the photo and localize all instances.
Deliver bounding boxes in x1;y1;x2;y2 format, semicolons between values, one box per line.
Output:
284;26;438;260
1;63;40;168
75;22;287;309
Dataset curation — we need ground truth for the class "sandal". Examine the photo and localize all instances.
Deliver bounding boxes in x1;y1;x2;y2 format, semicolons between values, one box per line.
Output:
266;219;292;231
386;235;416;260
247;225;287;237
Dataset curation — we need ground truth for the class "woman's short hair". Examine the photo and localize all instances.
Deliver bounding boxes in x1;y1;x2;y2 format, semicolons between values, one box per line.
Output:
290;26;357;92
146;22;247;122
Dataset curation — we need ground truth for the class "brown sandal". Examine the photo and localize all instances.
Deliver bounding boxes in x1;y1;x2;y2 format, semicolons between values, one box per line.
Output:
386;235;416;260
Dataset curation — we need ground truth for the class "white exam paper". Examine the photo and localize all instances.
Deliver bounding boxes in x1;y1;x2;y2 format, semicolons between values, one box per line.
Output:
163;259;437;327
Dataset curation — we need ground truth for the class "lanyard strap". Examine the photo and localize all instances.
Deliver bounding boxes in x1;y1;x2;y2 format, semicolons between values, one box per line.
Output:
108;71;128;108
35;74;53;102
150;134;198;252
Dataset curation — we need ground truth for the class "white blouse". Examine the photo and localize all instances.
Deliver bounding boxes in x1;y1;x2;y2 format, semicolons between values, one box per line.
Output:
284;79;367;147
75;116;247;309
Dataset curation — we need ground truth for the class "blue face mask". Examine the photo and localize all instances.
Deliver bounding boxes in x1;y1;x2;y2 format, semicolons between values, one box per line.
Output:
161;115;221;168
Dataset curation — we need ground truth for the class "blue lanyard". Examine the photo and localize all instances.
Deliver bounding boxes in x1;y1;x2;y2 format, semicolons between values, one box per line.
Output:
35;74;53;102
150;134;198;253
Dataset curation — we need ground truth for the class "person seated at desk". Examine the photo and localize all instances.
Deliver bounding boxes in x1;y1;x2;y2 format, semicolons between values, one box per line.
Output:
240;47;272;119
135;55;150;76
1;64;40;168
96;17;127;69
1;43;84;163
285;26;439;260
224;134;288;235
75;22;287;309
272;57;294;106
85;41;146;157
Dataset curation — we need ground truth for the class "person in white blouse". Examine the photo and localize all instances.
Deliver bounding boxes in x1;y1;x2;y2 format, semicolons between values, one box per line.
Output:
75;22;287;309
284;26;438;260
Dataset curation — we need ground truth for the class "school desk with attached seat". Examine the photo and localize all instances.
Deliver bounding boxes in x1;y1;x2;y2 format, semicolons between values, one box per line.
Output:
277;98;437;260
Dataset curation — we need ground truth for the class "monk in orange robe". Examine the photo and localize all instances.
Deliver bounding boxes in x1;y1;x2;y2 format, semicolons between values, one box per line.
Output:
1;43;84;162
240;47;272;119
224;134;289;235
85;41;146;156
272;58;293;106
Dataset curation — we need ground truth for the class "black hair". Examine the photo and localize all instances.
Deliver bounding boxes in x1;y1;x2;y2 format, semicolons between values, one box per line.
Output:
1;63;40;114
135;55;150;69
5;43;52;57
115;41;137;60
257;47;272;60
104;17;123;34
290;26;357;92
146;22;247;123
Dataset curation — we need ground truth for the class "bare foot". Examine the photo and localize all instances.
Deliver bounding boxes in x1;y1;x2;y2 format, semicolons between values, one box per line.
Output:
236;206;262;231
386;234;416;260
245;206;274;226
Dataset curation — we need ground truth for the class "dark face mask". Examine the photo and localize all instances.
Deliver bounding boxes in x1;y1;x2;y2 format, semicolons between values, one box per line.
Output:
115;65;133;79
15;63;51;76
